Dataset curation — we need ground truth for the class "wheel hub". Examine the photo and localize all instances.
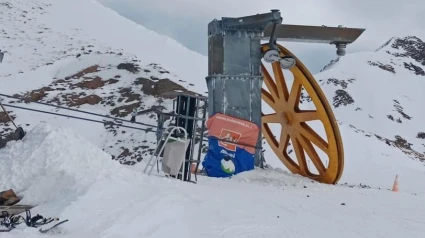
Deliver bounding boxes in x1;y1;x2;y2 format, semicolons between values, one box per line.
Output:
280;112;293;126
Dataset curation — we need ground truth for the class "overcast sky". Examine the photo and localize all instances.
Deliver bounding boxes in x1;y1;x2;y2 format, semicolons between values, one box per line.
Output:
99;0;424;74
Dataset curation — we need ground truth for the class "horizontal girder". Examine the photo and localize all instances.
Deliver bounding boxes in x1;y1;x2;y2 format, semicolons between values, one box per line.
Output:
263;24;365;44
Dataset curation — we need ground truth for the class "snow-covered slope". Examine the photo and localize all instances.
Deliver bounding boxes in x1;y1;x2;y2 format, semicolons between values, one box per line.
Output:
318;36;425;161
0;0;207;164
0;0;207;90
1;0;425;237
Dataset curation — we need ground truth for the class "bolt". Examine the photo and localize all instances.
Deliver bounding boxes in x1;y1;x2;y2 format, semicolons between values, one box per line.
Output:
336;43;347;56
271;9;281;20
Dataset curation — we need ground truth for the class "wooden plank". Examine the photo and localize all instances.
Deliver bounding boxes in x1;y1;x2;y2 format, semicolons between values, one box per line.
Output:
0;205;34;217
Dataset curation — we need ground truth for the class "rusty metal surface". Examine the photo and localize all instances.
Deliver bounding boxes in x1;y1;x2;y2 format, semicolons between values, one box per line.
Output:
220;10;281;31
263;24;365;44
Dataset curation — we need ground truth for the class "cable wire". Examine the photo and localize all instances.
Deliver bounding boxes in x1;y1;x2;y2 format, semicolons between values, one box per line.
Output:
0;93;158;129
0;93;262;149
2;103;156;133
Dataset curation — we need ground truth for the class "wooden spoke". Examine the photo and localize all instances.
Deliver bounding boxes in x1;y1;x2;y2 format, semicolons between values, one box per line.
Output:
279;127;289;149
261;43;344;184
288;79;302;106
291;135;308;175
261;64;279;100
298;123;329;153
272;62;289;101
296;110;320;122
297;134;327;175
261;89;275;109
262;113;280;124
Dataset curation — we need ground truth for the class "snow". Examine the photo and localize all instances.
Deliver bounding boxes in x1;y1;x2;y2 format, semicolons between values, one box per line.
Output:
0;0;207;94
1;123;425;238
0;123;119;206
0;0;425;237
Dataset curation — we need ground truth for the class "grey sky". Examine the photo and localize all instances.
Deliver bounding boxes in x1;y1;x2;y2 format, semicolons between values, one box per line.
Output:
99;0;424;74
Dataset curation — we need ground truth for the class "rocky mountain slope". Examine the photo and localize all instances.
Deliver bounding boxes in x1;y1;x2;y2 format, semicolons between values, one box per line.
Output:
317;35;425;161
0;0;207;165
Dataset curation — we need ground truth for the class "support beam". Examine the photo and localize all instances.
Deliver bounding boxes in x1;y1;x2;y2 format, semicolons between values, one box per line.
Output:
263;24;365;44
206;11;281;166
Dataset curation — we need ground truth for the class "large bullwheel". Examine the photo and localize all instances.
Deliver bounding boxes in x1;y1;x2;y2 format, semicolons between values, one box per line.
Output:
260;43;344;184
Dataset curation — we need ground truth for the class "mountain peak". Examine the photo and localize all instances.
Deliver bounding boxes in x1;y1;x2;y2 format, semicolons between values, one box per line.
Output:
377;35;425;67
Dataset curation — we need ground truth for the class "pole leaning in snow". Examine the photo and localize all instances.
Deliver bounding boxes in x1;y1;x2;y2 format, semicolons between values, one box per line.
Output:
0;50;17;129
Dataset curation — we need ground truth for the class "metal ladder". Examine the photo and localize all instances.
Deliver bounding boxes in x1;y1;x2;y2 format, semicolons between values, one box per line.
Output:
143;126;188;181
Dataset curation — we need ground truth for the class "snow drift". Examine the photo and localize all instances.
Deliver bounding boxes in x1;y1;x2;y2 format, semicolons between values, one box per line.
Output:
0;123;122;207
0;123;424;238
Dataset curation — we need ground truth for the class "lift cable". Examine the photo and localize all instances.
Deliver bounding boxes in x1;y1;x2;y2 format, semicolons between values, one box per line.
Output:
1;103;157;133
0;93;262;149
0;93;158;129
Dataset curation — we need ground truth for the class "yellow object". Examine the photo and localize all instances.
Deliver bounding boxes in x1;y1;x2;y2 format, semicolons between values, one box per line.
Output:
260;43;344;184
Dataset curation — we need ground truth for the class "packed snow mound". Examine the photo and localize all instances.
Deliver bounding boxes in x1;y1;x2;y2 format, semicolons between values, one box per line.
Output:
0;123;122;206
0;134;424;238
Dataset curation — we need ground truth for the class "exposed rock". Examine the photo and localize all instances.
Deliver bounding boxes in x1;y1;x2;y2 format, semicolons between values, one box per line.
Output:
72;76;105;89
0;112;15;123
63;94;102;107
117;87;141;103
387;36;425;66
134;77;192;99
326;78;348;89
106;78;119;84
394;135;412;150
64;65;100;80
332;89;354;108
320;58;340;72
320;78;355;90
392;99;412;122
367;61;396;74
300;89;312;103
117;63;140;73
403;62;425;76
110;102;141;117
374;134;424;161
22;86;53;102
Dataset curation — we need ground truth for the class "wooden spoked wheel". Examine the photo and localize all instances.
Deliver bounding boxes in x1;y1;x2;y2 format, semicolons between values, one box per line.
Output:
260;43;344;184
